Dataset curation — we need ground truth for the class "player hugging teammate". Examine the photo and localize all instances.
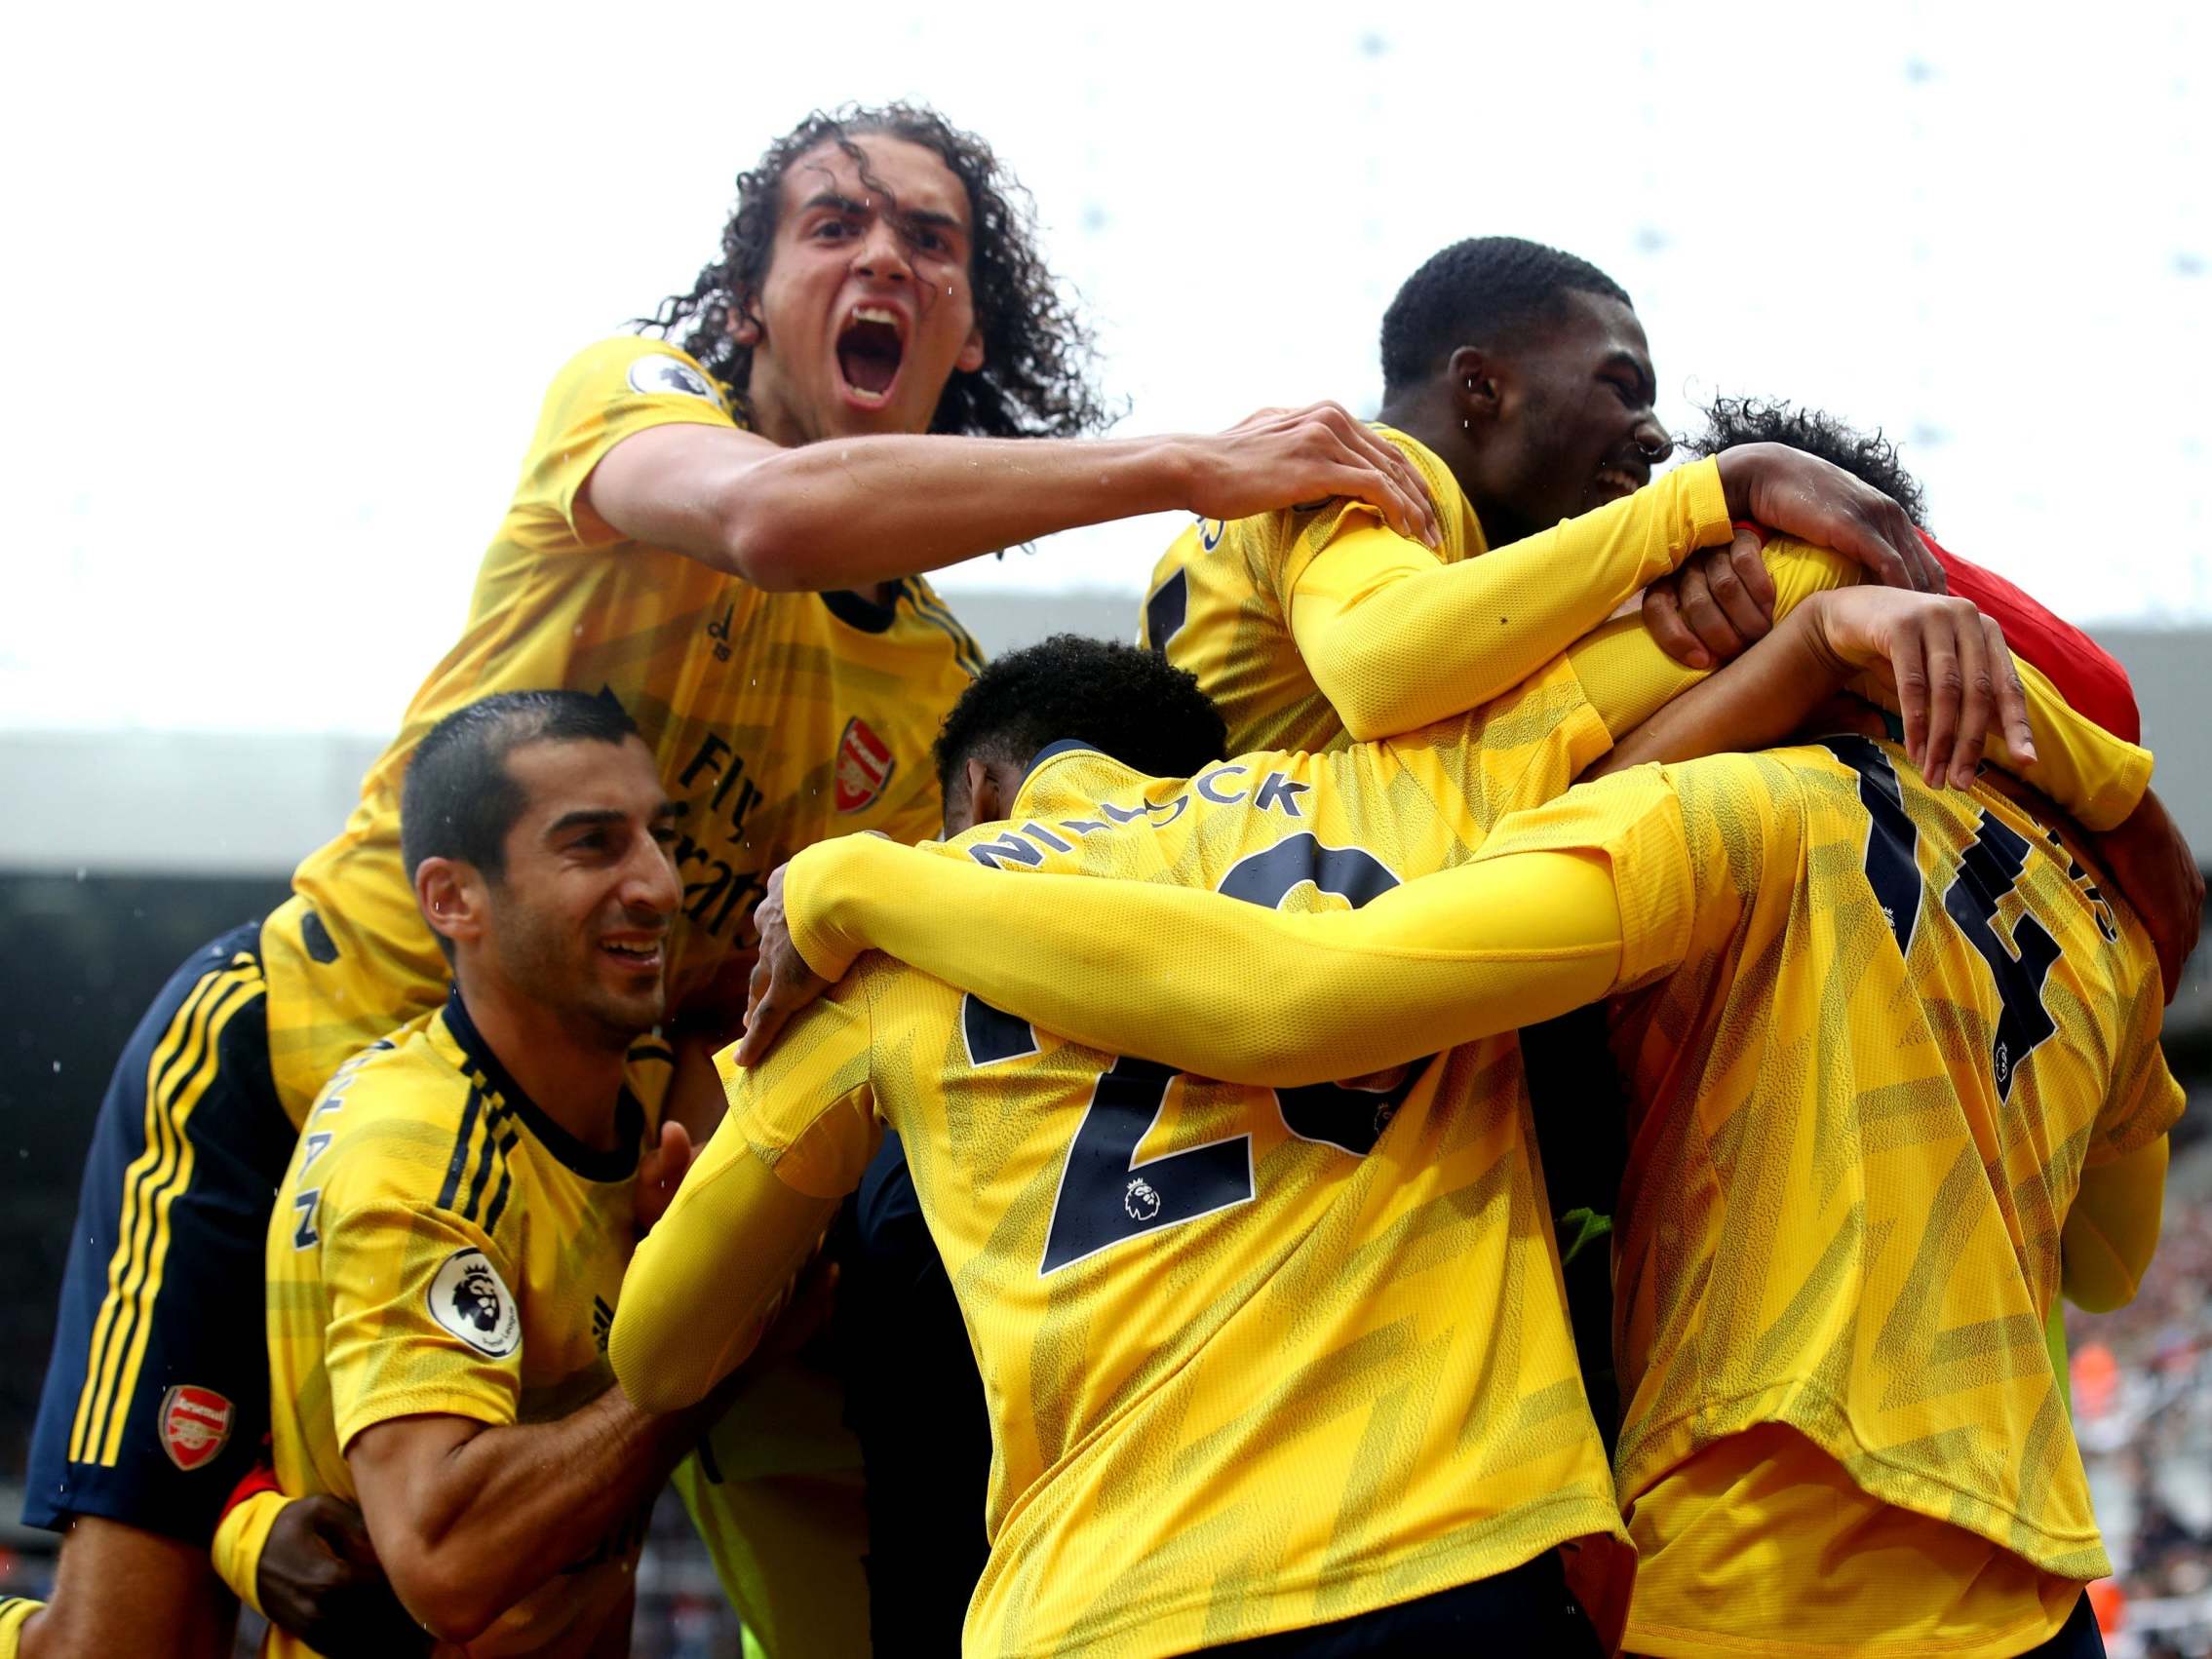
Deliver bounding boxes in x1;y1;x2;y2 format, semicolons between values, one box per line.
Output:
6;115;2200;1659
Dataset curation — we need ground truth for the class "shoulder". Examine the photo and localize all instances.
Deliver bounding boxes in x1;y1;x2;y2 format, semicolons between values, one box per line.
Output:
304;1018;503;1219
1372;425;1473;556
540;336;737;423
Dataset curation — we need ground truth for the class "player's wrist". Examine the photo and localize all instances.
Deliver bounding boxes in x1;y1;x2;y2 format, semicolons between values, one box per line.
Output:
783;841;869;982
1711;444;1770;524
1142;433;1205;516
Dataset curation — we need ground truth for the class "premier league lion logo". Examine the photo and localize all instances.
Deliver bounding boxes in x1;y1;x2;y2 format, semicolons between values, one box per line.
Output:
429;1247;522;1357
452;1263;504;1334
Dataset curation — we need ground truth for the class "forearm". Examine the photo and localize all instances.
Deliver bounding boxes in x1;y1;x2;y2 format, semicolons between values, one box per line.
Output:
378;1388;697;1638
610;1119;842;1413
716;432;1191;590
1586;599;1853;777
787;833;1662;1086
1294;459;1729;740
2063;1135;2168;1312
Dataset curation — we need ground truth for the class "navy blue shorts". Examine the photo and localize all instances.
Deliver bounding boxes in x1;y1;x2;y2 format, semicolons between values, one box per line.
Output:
23;923;294;1545
1188;1552;1602;1656
2018;1594;2106;1658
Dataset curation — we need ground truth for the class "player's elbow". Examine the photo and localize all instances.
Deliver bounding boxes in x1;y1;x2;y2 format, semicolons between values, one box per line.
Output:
607;1311;709;1416
611;1356;706;1418
1308;647;1406;744
718;521;810;592
712;471;821;592
385;1549;511;1645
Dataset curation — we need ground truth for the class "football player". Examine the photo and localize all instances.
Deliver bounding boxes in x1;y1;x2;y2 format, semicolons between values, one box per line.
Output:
1139;236;1943;755
252;691;719;1656
12;102;1432;1659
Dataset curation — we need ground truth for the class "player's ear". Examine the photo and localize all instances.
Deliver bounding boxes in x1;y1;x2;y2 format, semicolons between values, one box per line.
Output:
1449;344;1506;431
731;304;764;348
415;857;488;952
965;756;1006;827
954;323;986;375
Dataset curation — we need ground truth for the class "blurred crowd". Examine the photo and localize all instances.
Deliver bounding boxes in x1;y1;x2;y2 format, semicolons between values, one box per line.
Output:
2071;1136;2212;1658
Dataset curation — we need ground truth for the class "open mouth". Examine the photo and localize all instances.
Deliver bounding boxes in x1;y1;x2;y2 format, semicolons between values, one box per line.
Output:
835;305;907;405
1592;464;1646;504
600;937;664;974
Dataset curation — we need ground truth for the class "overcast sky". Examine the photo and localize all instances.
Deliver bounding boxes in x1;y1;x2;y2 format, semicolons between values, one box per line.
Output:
3;1;2204;734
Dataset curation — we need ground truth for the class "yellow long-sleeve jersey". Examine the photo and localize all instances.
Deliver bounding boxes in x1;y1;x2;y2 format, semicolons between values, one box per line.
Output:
1139;426;1733;751
775;744;2181;1657
615;656;1638;1658
264;991;646;1657
259;335;980;1126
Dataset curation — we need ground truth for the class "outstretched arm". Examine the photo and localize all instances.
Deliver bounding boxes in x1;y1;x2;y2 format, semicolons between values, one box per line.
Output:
611;992;880;1413
585;403;1441;592
1288;443;1944;742
765;806;1680;1087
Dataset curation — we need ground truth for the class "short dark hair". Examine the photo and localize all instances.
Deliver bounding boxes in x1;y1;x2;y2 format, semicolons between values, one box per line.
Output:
1378;236;1633;399
638;103;1109;441
401;690;640;891
1686;395;1927;528
932;636;1228;794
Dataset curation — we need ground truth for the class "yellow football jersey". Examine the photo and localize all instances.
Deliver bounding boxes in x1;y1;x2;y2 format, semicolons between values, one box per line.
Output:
670;1350;871;1659
260;334;981;1124
264;991;646;1658
662;657;1633;1659
1465;745;2184;1655
1139;426;1730;752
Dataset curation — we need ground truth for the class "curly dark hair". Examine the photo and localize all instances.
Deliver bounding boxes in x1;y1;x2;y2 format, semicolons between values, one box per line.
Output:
637;104;1107;441
1379;236;1632;399
933;635;1228;794
1688;395;1928;528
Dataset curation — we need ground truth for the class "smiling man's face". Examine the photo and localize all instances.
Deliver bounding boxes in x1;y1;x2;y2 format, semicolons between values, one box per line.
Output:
483;735;680;1049
739;133;987;444
1480;289;1671;543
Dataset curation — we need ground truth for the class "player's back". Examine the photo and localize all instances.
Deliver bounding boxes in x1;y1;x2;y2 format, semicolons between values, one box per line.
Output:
839;727;1629;1657
1576;736;2183;1651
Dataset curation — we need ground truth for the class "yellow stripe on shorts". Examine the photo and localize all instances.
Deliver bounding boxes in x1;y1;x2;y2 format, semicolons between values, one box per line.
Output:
68;958;262;1466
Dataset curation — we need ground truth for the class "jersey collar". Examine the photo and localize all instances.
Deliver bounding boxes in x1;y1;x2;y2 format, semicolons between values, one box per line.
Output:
820;583;905;634
1018;737;1103;789
441;986;644;1184
1012;740;1156;819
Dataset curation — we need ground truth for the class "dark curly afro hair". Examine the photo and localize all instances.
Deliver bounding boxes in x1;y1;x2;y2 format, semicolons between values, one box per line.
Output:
637;103;1109;441
1688;395;1928;528
933;635;1227;795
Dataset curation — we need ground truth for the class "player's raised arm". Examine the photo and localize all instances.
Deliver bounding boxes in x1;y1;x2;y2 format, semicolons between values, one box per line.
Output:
584;402;1438;593
1287;443;1939;743
1565;537;2152;829
611;990;880;1414
1589;585;2036;786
